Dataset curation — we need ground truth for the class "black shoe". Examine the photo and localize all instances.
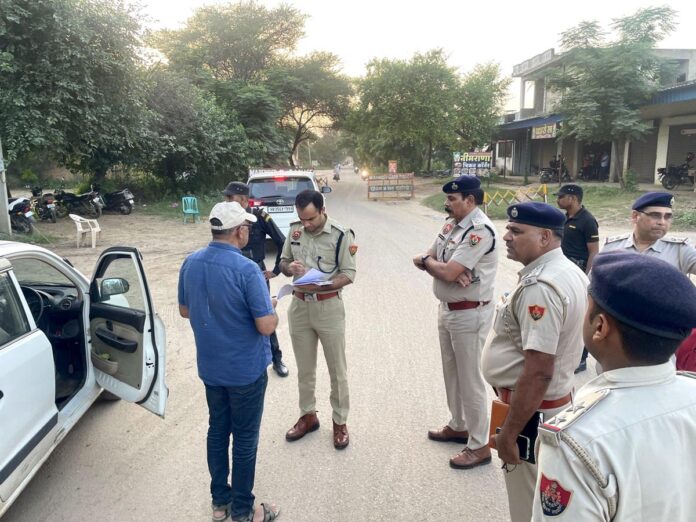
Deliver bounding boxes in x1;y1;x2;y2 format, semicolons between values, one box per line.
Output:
273;360;289;377
574;360;587;374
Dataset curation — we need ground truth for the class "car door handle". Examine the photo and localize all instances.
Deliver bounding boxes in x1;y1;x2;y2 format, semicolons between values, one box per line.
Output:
95;327;138;353
0;390;3;400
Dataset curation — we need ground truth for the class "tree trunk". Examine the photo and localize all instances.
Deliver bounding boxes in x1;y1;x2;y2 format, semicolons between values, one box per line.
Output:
612;140;625;188
426;139;433;173
288;153;296;168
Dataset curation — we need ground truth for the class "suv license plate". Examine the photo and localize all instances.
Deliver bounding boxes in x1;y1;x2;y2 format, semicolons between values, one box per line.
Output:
268;206;294;213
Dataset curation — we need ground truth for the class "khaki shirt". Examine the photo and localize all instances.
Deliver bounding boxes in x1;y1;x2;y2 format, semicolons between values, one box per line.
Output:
533;364;696;521
429;207;498;302
602;234;696;275
481;248;589;400
280;216;357;289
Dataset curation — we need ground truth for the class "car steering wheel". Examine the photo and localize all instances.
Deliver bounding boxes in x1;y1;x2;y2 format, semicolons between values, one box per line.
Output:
21;286;45;323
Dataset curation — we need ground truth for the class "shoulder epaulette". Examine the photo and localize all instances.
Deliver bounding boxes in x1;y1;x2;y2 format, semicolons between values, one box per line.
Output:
538;389;610;446
471;216;485;230
330;220;346;234
661;236;688;244
289;220;301;226
521;264;544;287
605;233;629;244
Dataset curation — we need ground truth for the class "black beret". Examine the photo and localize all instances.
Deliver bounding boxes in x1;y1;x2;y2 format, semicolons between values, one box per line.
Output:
632;191;673;211
442;175;481;194
223;181;249;196
589;251;696;339
554;184;583;198
506;202;565;230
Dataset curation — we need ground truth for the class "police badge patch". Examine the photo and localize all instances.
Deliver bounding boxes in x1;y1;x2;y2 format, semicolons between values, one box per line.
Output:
510;207;519;218
349;244;358;256
540;474;572;516
291;230;302;240
469;233;482;246
442;223;454;235
528;305;545;321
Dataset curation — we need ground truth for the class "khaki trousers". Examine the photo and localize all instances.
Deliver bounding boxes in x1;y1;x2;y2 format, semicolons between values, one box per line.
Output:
437;303;493;450
288;294;349;424
503;403;568;522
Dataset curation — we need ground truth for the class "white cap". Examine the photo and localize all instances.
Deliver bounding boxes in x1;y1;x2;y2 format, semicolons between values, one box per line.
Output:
209;201;257;230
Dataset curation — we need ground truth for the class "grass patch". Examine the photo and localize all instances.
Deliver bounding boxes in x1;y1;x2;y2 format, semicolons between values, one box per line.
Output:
673;209;696;229
0;230;59;245
421;185;668;227
139;194;220;220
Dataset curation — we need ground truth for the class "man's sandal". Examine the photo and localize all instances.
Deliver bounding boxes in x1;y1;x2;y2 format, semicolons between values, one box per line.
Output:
257;503;280;521
212;503;230;522
232;503;280;522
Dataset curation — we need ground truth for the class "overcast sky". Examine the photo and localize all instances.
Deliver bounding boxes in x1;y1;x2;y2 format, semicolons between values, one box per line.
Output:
137;0;696;107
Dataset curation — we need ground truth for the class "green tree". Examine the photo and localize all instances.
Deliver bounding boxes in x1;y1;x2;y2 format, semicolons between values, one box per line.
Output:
455;63;510;150
352;49;459;172
548;6;677;186
266;52;353;166
151;1;306;84
143;69;252;192
0;0;153;182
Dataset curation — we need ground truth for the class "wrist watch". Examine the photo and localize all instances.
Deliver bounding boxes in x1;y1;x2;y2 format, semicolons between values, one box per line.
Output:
421;254;431;265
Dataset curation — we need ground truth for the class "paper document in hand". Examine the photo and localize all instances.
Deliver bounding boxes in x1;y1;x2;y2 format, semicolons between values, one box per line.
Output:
293;268;333;286
276;284;295;300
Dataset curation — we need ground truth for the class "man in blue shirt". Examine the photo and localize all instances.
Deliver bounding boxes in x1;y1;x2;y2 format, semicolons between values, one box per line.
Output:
179;201;280;522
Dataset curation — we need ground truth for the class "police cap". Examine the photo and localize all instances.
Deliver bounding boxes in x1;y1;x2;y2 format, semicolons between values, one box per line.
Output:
223;181;249;196
442;175;481;194
632;191;674;211
506;202;565;230
589;251;696;339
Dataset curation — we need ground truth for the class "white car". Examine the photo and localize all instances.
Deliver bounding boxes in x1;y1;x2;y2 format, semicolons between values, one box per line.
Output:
247;170;332;237
0;241;167;517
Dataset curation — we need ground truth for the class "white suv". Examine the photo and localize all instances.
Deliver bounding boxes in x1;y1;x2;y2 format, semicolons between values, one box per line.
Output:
247;170;331;237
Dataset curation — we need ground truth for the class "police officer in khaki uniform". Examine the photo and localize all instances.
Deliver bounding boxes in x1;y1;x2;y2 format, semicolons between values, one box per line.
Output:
280;189;357;449
533;252;696;521
481;202;588;522
413;175;498;469
602;192;696;274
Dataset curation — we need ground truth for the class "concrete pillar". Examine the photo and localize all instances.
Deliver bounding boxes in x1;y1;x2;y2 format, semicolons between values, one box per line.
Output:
654;122;670;185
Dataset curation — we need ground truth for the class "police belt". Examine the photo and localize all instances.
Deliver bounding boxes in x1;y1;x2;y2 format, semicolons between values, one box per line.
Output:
293;291;339;302
445;300;489;311
497;387;571;410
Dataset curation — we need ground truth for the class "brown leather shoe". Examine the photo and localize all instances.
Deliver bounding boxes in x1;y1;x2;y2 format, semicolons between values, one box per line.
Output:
449;446;492;469
333;421;349;450
428;425;469;444
285;412;320;441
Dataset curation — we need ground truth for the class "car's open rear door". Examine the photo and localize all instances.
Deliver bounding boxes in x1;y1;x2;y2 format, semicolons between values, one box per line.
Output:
89;247;167;417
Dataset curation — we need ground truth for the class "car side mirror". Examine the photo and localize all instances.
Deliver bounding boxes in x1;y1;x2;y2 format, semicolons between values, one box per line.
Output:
101;278;130;298
321;186;332;194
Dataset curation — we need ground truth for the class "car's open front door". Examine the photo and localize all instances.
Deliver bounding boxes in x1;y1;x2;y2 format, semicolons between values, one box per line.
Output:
89;247;167;417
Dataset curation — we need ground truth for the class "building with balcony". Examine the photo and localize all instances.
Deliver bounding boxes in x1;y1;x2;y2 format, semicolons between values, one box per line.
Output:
496;48;696;183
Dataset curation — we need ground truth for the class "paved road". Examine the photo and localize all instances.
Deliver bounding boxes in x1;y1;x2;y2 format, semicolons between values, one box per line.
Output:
8;171;690;521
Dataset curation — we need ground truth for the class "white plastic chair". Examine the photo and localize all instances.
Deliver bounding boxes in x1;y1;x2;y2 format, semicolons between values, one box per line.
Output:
69;214;101;248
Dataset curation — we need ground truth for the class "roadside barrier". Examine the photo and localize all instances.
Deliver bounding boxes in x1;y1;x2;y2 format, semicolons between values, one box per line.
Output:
483;184;548;215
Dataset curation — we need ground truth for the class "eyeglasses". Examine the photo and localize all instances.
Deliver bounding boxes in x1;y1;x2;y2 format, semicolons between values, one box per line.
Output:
638;210;673;220
235;223;253;230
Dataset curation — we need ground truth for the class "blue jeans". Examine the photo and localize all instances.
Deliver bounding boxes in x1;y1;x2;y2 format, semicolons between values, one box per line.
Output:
205;371;268;519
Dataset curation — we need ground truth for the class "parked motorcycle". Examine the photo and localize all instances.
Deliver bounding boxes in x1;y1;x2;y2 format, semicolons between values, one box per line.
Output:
658;152;695;190
8;197;36;234
539;158;571;184
97;187;135;215
54;185;103;218
30;187;57;223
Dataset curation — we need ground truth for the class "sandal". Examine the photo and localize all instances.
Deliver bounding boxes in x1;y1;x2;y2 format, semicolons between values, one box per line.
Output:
212;503;231;522
258;503;280;521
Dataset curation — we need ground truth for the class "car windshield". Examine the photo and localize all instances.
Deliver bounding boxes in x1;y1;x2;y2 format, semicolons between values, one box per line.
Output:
249;178;314;199
10;257;76;286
